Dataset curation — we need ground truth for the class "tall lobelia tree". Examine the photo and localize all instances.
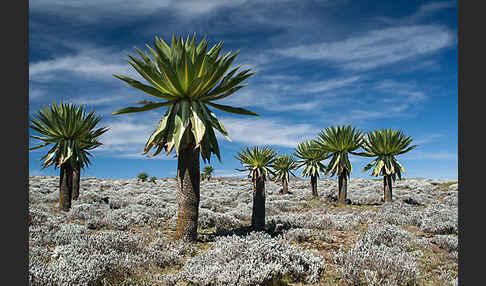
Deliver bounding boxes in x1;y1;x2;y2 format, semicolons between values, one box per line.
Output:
29;102;109;211
235;146;278;231
294;140;329;198
272;155;298;195
358;128;417;202
315;125;364;206
111;34;257;241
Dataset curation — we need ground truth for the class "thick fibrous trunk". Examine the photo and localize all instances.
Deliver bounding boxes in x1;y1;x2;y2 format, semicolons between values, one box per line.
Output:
72;165;80;200
252;175;266;231
175;138;200;242
281;178;288;194
337;172;348;206
311;175;318;198
59;163;73;211
384;175;393;202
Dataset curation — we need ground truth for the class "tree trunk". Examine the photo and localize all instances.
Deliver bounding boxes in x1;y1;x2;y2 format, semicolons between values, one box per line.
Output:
252;175;266;231
175;137;200;242
311;175;318;198
281;178;288;194
337;172;348;206
59;162;73;211
72;164;80;200
384;175;393;202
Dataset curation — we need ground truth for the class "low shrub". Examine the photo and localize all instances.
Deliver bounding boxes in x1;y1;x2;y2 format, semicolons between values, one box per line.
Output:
165;232;324;285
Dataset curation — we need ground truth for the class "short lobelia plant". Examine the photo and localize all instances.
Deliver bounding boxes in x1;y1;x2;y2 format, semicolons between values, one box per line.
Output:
235;146;278;231
137;172;148;182
294;140;329;198
29;102;109;211
315;125;364;205
202;166;214;181
149;176;157;183
111;34;257;241
357;128;417;202
272;155;298;195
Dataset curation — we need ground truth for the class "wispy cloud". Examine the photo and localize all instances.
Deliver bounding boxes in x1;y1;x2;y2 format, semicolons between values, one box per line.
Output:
263;75;362;94
30;0;249;22
220;75;362;112
273;24;454;71
70;94;132;107
29;88;46;101
326;78;431;124
220;117;318;147
93;115;174;159
29;46;138;83
413;133;445;145
378;1;456;25
304;76;361;93
374;79;427;103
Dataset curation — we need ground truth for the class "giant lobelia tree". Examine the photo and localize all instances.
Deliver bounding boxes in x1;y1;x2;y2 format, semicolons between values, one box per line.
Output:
358;128;417;202
111;34;257;241
272;155;298;195
294;140;328;198
235;146;278;231
315;125;363;205
202;165;214;181
29;102;109;211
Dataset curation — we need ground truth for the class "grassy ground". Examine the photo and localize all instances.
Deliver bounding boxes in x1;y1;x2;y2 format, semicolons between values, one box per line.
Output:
29;177;458;285
101;204;456;285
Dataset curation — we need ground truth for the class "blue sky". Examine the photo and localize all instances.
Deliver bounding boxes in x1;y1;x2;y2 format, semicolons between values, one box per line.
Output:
29;0;458;180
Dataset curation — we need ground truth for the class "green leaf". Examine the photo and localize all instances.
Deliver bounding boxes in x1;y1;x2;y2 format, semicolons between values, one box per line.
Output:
398;145;417;155
180;100;191;127
112;101;174;115
113;74;176;100
28;142;51;151
171;110;186;154
206;102;259;116
190;101;207;146
144;111;171;153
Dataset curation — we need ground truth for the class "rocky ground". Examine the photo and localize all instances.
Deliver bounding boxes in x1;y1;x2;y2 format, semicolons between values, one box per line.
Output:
28;176;458;285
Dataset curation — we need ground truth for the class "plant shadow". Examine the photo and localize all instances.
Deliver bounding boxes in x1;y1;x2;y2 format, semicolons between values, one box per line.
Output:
197;222;293;242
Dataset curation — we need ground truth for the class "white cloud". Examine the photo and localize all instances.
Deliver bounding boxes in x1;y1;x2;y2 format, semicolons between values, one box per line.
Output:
304;76;361;93
374;79;428;104
70;94;132;106
273;25;454;71
378;1;456;25
220;117;318;147
272;99;325;112
30;0;249;22
29;88;46;101
331;102;417;124
417;1;456;13
29;47;138;83
262;75;361;94
92;115;174;159
335;109;385;124
220;75;361;112
220;89;326;112
413;134;445;145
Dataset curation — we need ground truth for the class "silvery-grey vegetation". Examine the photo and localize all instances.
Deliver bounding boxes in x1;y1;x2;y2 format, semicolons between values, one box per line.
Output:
29;176;458;285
